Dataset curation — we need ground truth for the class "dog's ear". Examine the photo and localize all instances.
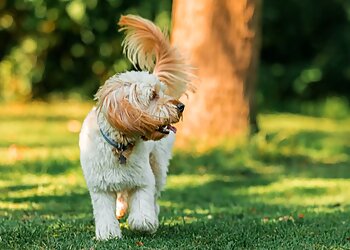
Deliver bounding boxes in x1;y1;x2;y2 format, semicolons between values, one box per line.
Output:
118;14;195;99
96;84;163;136
105;99;163;136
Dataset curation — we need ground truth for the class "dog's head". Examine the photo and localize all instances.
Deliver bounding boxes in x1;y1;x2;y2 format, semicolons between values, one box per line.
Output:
96;15;194;141
96;72;184;141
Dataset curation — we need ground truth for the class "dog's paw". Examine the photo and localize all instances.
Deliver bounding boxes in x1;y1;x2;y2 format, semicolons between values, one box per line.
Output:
95;222;122;240
128;212;159;233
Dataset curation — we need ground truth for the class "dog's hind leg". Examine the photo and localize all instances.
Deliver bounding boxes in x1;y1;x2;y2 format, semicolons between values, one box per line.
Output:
150;152;168;200
150;133;175;215
90;191;122;240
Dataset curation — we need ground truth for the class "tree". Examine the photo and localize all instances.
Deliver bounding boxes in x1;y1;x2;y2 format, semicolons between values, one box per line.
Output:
171;0;261;147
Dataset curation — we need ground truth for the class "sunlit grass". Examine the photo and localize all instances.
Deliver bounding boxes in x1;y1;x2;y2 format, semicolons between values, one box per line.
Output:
0;102;349;249
260;113;350;132
239;178;350;206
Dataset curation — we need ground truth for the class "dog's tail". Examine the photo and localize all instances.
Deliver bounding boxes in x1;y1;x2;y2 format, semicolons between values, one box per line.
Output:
118;14;195;98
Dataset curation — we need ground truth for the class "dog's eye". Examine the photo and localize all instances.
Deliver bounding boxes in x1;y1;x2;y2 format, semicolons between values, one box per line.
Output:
151;91;158;100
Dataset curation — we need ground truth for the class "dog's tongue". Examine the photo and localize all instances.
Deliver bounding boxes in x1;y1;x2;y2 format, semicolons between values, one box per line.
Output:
167;125;177;133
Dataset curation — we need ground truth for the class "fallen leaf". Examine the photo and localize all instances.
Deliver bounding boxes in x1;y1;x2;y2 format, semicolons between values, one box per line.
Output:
136;241;144;246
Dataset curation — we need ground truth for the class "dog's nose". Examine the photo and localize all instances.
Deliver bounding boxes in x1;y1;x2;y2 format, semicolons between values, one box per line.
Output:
176;103;185;112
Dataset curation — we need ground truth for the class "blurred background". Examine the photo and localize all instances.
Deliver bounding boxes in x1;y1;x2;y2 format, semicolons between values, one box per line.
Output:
1;0;350;248
0;0;349;116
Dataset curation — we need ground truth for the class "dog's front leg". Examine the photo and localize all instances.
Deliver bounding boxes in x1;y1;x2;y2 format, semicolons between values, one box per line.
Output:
127;184;159;233
90;191;122;240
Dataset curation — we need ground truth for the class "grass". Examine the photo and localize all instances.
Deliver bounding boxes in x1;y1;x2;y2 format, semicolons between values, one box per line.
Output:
0;101;350;249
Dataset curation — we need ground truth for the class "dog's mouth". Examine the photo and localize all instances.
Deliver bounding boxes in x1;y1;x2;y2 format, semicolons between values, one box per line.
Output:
156;124;177;134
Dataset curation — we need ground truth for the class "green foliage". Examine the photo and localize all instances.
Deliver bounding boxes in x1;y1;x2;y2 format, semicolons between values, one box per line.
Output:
0;102;350;248
260;0;350;109
0;0;172;101
260;96;350;120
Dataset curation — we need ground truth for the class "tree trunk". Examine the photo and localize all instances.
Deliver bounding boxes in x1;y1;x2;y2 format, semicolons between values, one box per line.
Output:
171;0;261;148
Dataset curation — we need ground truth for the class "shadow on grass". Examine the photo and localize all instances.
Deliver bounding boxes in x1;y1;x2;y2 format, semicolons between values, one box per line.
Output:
0;158;80;176
0;190;91;220
257;129;349;179
162;179;331;211
0;192;89;207
171;129;349;179
0;184;42;193
171;146;262;177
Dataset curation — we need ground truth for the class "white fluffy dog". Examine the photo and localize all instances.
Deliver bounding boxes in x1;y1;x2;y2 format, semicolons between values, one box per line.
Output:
79;15;193;240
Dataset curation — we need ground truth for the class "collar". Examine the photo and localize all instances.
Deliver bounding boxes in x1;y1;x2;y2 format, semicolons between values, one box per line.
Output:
99;128;128;152
99;128;132;164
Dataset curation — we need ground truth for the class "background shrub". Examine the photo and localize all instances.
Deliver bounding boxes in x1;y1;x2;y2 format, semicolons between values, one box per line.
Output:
0;0;349;115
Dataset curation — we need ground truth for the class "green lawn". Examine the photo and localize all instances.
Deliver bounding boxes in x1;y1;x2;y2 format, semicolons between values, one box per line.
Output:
0;102;350;249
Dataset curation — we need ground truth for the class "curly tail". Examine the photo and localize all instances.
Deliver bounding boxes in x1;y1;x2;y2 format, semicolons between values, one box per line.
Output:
118;14;194;98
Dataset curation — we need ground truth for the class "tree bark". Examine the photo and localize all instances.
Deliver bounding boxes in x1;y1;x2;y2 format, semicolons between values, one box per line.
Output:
171;0;261;147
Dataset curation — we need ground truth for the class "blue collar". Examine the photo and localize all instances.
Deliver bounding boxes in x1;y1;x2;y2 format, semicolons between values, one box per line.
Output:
99;129;128;152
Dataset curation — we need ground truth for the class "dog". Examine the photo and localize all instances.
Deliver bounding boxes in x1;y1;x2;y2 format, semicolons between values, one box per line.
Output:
79;15;194;240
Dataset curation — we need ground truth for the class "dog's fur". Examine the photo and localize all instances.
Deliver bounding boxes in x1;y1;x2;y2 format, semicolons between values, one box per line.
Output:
79;15;193;240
